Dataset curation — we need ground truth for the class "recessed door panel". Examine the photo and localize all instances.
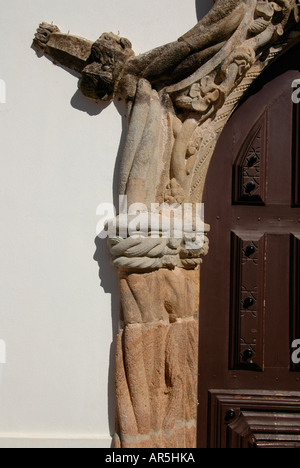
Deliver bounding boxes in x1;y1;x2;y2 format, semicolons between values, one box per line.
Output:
232;110;268;205
208;390;300;448
230;231;266;371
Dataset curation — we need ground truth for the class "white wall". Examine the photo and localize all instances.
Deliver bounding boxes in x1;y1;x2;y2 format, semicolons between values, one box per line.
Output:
0;0;214;448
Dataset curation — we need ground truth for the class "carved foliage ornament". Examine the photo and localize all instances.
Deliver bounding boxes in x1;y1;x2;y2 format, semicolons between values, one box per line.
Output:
33;0;300;448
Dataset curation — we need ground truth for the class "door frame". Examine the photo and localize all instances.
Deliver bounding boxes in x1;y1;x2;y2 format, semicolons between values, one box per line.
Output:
197;41;300;448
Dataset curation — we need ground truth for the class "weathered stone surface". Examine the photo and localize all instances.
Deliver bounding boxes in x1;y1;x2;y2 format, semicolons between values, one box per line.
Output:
114;268;199;447
114;316;199;448
32;1;300;449
119;268;199;324
81;32;134;101
33;23;93;73
108;233;210;272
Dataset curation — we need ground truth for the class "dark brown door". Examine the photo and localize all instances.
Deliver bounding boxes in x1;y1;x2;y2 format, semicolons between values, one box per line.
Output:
198;43;300;448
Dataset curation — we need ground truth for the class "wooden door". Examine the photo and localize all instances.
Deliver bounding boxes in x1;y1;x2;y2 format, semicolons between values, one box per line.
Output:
198;43;300;449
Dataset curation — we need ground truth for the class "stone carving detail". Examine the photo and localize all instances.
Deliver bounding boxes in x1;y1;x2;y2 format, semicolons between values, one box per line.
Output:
115;268;200;448
108;234;210;272
81;33;134;101
32;0;300;448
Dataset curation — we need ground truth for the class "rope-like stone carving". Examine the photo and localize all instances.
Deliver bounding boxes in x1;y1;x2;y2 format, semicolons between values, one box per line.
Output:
32;0;300;449
108;234;210;271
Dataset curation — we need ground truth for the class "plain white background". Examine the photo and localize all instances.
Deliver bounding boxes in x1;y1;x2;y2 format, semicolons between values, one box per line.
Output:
0;0;214;448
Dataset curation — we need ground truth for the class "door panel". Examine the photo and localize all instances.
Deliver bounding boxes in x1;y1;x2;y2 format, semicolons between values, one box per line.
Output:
198;43;300;448
291;233;300;372
232;110;268;205
264;233;290;369
266;92;292;206
208;390;300;448
292;103;300;207
230;231;266;371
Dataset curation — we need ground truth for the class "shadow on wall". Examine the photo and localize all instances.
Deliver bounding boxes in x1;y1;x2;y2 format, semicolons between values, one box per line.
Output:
32;43;127;438
32;45;107;116
91;97;127;440
71;88;110;116
93;235;119;439
92;98;127;439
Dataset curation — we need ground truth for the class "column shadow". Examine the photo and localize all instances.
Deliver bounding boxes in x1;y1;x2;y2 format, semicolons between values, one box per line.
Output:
93;235;119;439
93;98;127;439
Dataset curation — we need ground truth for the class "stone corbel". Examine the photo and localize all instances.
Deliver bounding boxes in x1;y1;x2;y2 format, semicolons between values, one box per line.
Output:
32;0;300;448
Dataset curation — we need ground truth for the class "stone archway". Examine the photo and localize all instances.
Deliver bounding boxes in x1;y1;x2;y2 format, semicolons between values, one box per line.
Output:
32;1;300;448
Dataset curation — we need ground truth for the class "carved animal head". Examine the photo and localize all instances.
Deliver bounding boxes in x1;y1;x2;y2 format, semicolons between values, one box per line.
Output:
80;32;134;101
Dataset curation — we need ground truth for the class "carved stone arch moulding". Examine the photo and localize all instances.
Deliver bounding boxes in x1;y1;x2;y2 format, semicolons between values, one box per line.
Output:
32;0;300;448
